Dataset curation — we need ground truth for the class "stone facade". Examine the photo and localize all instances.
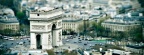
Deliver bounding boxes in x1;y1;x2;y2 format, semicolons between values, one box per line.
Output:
29;7;63;50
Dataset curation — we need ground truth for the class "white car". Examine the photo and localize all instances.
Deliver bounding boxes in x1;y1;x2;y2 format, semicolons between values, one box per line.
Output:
19;42;23;45
66;40;69;42
8;38;14;40
3;38;8;40
8;37;15;40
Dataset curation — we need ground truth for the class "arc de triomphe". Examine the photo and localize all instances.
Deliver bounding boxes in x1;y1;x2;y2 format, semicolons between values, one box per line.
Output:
28;7;63;49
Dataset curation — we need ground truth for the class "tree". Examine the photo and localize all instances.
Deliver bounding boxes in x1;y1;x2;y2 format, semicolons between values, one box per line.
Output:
16;11;25;19
77;24;84;33
138;0;144;7
0;0;14;8
2;29;14;36
46;50;55;55
0;49;6;55
97;15;110;26
63;50;77;55
127;26;143;42
62;30;67;35
20;24;30;35
77;20;106;38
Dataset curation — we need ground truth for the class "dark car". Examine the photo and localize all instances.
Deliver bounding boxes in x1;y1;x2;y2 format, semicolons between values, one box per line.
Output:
74;42;77;43
84;43;87;45
78;41;82;43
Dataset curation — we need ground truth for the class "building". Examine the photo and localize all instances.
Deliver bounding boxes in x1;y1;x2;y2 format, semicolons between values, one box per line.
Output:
102;15;140;32
62;11;83;33
0;16;19;31
0;8;19;32
29;5;63;49
108;0;141;9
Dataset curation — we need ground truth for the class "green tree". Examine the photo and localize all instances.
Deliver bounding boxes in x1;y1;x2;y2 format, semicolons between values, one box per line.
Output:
127;26;143;42
20;24;30;35
138;0;144;7
0;0;14;8
77;20;105;38
97;15;111;26
46;50;55;55
0;49;6;55
2;29;14;36
16;11;25;19
63;50;77;55
77;24;84;33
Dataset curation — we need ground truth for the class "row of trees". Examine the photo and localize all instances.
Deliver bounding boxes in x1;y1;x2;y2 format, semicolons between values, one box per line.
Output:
77;16;144;42
62;29;77;35
77;16;110;38
46;50;77;55
0;29;21;36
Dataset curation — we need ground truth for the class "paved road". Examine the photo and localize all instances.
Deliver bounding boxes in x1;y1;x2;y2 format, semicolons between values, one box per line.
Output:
0;38;30;50
63;36;107;49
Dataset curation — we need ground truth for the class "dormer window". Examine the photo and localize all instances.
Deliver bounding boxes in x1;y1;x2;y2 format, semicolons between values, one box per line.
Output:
37;14;40;16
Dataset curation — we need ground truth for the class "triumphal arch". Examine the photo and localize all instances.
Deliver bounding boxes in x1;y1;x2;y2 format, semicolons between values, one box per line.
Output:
28;7;63;49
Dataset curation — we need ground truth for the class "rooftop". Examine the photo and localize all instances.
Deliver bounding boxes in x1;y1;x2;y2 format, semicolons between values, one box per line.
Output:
0;17;19;23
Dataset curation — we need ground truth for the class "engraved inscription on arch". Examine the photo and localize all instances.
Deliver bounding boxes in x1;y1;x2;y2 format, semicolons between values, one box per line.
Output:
32;25;45;30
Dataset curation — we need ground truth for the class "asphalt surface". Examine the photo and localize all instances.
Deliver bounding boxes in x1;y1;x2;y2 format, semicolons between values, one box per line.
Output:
0;38;30;50
0;35;108;55
62;37;107;50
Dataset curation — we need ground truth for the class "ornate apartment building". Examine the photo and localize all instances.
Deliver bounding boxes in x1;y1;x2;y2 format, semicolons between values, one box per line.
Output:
62;11;83;33
0;8;19;31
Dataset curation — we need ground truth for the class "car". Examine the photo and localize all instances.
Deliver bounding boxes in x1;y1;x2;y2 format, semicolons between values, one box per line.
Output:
84;43;87;45
8;38;14;40
78;38;80;39
3;38;8;40
74;42;77;43
78;41;82;43
19;42;23;45
66;40;69;42
0;44;3;48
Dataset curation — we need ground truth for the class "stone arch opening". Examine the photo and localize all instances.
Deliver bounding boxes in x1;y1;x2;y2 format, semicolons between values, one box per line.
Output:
36;34;42;49
52;24;56;47
52;24;56;30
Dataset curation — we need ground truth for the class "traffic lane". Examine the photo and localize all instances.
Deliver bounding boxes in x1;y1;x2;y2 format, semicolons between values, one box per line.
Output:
0;39;30;49
63;38;107;50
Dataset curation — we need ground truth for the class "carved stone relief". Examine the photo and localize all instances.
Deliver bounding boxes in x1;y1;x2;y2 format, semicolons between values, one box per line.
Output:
47;24;51;29
32;25;45;30
58;22;61;26
59;32;61;41
48;35;51;45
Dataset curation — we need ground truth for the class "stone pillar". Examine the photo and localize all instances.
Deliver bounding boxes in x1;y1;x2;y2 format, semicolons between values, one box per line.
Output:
42;33;52;49
55;29;63;46
30;33;36;49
